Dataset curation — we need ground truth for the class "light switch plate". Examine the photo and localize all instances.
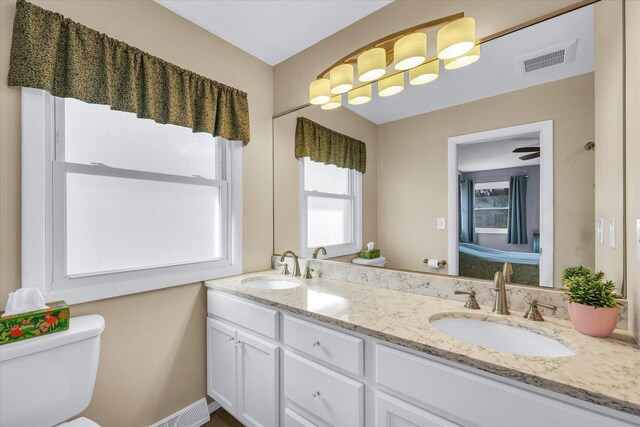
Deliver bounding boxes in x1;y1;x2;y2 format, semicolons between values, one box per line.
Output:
596;218;603;244
636;219;640;260
609;219;616;249
437;217;446;230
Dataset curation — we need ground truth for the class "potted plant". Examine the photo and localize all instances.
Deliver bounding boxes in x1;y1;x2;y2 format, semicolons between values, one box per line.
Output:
562;266;618;337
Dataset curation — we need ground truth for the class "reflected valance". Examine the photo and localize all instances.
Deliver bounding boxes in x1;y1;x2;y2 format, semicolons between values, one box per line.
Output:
8;0;250;143
295;117;366;173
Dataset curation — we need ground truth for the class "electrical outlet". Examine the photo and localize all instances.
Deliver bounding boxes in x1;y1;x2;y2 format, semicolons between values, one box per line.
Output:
609;219;616;249
437;217;446;230
596;218;603;244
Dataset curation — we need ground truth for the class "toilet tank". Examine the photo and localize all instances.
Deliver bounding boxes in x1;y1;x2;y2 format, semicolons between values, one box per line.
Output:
0;314;105;427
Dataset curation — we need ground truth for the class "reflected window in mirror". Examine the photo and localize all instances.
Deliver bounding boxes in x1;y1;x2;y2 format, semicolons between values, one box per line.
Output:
300;158;362;258
474;181;510;235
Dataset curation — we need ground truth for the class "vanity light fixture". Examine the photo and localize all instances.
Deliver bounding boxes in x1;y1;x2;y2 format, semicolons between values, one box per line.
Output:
321;95;342;110
348;84;372;105
310;13;480;107
330;64;354;94
378;73;404;97
309;78;331;105
409;59;439;85
357;48;387;82
444;44;481;70
394;33;427;70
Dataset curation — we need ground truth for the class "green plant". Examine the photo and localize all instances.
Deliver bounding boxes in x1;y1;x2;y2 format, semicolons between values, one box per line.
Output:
562;266;617;308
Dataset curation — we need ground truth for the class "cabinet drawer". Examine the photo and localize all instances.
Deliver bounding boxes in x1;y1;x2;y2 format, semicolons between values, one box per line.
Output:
207;291;278;340
284;351;364;427
284;315;364;376
284;408;318;427
375;345;627;427
376;392;459;427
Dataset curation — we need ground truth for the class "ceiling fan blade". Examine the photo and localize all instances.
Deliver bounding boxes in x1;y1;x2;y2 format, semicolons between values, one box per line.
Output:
519;152;540;161
513;147;541;153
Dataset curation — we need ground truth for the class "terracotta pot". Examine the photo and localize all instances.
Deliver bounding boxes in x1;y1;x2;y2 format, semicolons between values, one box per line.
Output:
567;302;618;337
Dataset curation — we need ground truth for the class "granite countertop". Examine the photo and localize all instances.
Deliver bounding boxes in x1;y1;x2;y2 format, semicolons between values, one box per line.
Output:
205;270;640;417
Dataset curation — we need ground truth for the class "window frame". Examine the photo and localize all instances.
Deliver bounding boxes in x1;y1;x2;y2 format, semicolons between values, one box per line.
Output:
298;158;362;259
474;180;510;235
21;88;242;304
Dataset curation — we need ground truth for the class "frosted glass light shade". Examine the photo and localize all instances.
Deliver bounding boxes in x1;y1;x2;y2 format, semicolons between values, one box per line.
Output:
378;73;404;97
348;84;372;105
437;17;475;59
444;44;481;69
394;33;427;70
321;95;342;110
330;64;354;95
309;78;331;105
357;48;387;82
409;60;439;85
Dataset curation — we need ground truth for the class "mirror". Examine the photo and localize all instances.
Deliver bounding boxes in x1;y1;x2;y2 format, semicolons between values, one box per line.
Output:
273;4;625;290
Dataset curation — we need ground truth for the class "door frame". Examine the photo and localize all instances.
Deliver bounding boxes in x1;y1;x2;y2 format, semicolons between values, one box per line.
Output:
447;120;554;287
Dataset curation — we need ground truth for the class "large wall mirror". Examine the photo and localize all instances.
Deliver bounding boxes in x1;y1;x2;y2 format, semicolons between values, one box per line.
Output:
273;2;626;292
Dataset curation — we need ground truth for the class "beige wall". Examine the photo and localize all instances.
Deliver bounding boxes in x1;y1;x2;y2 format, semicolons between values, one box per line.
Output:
594;0;625;289
273;106;378;257
626;0;640;342
0;1;273;426
273;0;578;116
377;74;595;287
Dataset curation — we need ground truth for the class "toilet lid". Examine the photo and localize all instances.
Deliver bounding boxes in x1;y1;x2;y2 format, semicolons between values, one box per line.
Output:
60;417;100;427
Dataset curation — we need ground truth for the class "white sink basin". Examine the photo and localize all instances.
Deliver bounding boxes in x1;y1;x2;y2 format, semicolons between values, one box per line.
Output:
241;276;301;290
430;317;575;357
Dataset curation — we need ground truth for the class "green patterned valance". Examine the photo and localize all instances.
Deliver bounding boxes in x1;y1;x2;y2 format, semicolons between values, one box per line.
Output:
295;117;366;173
8;0;250;144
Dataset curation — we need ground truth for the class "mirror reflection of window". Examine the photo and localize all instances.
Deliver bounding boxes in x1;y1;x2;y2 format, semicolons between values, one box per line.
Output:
474;182;510;234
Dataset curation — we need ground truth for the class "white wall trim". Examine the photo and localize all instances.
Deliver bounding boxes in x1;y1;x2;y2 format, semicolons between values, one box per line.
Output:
448;120;554;286
208;401;222;414
21;88;243;304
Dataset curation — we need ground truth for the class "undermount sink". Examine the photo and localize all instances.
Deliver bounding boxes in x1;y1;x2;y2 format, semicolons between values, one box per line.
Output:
430;316;576;357
241;276;301;290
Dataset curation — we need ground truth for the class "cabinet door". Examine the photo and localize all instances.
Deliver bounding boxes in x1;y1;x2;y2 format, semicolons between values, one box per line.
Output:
376;392;459;427
207;318;238;413
237;330;279;427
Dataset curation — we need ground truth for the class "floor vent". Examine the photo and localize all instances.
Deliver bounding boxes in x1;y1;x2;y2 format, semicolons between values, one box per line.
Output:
149;398;210;427
517;40;577;75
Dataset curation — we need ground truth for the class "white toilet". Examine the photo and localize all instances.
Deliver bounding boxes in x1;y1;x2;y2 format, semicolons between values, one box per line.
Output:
0;315;105;427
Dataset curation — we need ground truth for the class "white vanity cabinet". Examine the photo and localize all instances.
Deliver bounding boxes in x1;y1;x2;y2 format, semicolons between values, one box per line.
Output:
206;290;636;427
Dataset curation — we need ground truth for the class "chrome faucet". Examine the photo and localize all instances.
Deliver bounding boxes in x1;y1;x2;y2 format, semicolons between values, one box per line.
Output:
502;261;513;283
312;247;327;259
280;250;300;277
492;271;510;315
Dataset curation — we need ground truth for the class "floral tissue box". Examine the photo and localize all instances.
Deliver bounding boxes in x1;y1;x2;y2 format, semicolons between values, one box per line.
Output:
359;248;381;259
0;301;69;345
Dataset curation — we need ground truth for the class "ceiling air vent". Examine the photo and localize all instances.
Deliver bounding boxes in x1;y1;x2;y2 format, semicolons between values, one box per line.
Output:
517;40;577;75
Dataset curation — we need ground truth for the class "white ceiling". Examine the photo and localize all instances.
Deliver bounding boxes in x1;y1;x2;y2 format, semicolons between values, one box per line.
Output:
155;0;392;65
345;5;594;124
458;134;540;172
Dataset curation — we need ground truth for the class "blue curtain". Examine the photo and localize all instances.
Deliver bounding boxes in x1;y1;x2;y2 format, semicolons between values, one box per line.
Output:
508;175;528;244
459;179;475;243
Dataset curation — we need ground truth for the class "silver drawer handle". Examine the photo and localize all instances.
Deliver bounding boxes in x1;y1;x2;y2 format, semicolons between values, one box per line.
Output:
312;391;321;399
312;341;321;348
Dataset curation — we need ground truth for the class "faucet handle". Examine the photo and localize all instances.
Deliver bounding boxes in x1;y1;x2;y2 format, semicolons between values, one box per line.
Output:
454;289;480;310
523;300;557;321
277;262;290;275
303;267;315;279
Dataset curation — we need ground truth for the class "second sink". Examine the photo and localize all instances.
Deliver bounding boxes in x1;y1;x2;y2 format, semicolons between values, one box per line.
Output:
242;276;301;290
430;316;576;357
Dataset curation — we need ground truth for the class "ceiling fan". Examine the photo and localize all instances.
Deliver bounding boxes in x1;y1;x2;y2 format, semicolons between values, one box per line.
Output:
513;146;540;161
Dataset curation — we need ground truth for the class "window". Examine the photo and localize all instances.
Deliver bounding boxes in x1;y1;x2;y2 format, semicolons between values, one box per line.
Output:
21;88;242;304
299;158;362;258
474;181;509;234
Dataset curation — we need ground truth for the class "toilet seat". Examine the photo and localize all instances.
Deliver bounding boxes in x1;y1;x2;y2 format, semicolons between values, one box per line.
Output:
58;417;100;427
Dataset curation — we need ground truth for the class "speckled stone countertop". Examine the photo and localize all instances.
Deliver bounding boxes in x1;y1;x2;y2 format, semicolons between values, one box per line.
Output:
205;270;640;417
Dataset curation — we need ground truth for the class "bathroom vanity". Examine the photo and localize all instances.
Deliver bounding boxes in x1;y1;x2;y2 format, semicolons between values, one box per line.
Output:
205;271;639;427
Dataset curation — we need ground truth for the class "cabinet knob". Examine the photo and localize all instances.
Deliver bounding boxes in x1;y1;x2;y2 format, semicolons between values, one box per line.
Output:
228;337;235;342
312;391;321;399
312;341;321;348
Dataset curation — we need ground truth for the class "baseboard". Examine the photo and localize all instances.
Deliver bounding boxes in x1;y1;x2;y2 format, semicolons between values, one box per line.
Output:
208;401;221;414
